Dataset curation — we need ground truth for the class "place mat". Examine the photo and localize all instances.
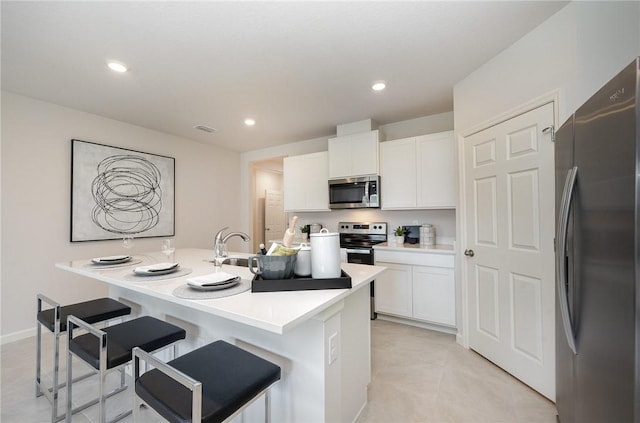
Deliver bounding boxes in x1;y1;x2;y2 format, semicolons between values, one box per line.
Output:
123;268;193;282
83;258;143;269
172;279;251;299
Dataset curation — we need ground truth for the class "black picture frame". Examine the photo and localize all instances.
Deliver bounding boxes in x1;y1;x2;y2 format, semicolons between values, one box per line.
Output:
70;139;175;242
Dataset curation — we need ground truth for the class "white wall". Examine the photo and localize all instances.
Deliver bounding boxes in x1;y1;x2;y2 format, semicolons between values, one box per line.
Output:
454;1;640;131
1;92;242;341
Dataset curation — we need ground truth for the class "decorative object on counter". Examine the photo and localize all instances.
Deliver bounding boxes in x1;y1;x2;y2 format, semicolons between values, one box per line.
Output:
309;223;322;233
248;254;297;280
122;235;135;251
283;215;298;247
259;243;268;255
294;243;312;277
310;228;341;278
71;139;175;242
267;243;300;256
300;225;310;241
393;226;408;245
420;224;436;246
161;238;175;261
251;270;351;292
404;225;421;244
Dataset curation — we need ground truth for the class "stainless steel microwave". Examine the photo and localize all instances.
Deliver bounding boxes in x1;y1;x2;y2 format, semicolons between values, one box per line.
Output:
328;175;380;209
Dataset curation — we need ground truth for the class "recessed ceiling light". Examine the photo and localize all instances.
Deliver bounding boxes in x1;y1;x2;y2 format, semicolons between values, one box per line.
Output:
107;61;128;73
371;81;386;91
244;118;256;126
193;125;218;133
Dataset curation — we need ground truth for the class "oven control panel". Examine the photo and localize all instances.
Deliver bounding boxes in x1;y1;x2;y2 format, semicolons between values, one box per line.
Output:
338;222;387;235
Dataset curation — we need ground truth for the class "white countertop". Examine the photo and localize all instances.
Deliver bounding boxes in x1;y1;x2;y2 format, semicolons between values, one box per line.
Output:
374;242;455;255
55;248;386;335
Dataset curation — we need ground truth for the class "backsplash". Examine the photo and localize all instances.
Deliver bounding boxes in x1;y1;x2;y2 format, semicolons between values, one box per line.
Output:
288;209;456;246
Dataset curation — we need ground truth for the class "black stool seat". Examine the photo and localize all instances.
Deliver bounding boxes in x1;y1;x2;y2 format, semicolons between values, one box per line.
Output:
136;340;281;423
37;297;131;333
69;316;186;370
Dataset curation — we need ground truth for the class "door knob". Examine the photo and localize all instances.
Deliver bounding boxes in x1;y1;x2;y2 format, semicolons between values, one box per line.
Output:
464;249;475;257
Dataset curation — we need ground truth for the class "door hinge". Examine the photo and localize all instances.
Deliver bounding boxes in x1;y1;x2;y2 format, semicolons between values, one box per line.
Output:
542;126;555;142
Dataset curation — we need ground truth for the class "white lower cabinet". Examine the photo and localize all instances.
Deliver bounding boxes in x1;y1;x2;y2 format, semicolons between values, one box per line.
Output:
375;250;455;328
374;262;413;317
411;265;455;326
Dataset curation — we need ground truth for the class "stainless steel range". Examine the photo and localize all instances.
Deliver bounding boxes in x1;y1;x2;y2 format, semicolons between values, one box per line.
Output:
338;222;387;319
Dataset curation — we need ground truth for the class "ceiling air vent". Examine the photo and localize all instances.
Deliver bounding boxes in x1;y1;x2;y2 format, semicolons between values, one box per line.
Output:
193;125;218;133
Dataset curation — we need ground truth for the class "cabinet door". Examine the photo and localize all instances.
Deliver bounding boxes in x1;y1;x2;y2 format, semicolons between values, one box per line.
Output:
284;155;306;211
328;131;379;178
350;131;379;176
416;131;456;208
374;262;412;318
304;151;329;210
328;137;352;178
380;137;417;209
412;265;455;326
284;152;329;211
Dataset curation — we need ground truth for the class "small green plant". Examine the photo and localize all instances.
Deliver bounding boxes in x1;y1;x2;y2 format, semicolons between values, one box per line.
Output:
394;226;408;236
300;225;309;234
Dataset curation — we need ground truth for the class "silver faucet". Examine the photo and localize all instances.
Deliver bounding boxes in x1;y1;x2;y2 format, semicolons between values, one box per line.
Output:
213;227;251;266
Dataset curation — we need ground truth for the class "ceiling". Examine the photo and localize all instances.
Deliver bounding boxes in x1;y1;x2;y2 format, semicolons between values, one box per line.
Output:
1;1;568;153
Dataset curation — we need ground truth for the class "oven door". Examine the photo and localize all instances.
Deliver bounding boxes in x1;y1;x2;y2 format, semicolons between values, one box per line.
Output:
345;248;374;265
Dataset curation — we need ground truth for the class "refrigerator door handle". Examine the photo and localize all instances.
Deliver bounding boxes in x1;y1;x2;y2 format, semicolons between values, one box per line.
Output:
556;166;578;354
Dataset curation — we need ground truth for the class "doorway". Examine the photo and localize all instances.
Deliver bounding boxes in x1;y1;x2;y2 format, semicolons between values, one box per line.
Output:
250;157;286;252
460;101;556;400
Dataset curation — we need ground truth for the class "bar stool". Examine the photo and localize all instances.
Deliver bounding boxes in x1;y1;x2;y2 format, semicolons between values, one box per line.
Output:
133;340;281;423
66;315;187;423
36;294;132;422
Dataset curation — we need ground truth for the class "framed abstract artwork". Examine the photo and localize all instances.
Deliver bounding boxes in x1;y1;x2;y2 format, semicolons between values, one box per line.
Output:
70;139;175;242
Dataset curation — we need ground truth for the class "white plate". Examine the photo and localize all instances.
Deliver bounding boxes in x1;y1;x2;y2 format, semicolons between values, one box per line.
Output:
92;255;132;265
134;262;180;276
187;278;240;291
187;272;240;288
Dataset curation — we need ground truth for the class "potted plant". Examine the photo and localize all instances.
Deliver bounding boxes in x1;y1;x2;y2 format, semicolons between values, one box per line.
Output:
300;225;310;241
394;226;408;245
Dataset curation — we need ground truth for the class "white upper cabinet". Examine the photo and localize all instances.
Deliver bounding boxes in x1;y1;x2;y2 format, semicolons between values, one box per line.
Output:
328;130;379;179
416;131;456;208
379;137;417;208
283;151;330;212
380;130;456;209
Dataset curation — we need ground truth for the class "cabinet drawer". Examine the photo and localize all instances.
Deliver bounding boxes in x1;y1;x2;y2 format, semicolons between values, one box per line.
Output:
375;250;454;268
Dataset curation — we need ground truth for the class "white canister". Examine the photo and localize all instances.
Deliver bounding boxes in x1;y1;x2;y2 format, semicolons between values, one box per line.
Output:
420;224;436;246
294;243;312;277
310;228;341;279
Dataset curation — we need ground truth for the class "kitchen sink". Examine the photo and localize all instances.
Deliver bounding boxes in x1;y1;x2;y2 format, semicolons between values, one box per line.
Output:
222;257;249;267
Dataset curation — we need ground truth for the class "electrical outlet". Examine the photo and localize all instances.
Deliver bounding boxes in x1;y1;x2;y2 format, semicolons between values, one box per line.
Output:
329;332;338;365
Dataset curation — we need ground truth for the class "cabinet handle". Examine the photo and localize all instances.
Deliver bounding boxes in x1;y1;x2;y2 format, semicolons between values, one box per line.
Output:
464;249;475;257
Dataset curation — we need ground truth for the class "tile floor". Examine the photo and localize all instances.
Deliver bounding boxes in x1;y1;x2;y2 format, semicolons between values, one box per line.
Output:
1;319;556;422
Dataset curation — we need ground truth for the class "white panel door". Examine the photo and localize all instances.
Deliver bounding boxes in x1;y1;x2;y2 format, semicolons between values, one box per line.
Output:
463;102;555;400
264;189;285;244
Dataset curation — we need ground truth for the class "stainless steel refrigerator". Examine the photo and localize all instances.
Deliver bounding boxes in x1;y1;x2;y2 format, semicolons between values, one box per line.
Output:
555;57;639;423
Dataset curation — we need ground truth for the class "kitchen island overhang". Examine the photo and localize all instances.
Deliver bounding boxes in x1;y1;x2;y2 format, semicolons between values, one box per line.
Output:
56;248;386;422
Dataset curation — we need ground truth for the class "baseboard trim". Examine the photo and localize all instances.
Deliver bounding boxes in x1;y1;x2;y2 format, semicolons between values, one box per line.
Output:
376;314;457;335
1;327;36;345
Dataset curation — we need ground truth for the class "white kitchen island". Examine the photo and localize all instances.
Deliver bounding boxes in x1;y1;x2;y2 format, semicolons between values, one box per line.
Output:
56;248;386;423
